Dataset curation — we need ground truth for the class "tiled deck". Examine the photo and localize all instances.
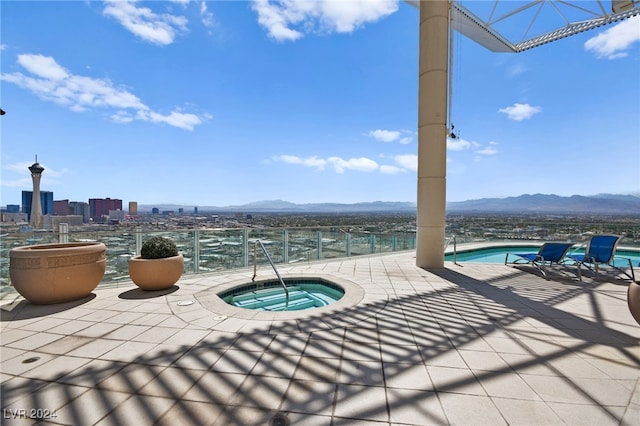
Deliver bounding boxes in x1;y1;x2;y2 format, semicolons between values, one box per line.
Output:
1;252;639;425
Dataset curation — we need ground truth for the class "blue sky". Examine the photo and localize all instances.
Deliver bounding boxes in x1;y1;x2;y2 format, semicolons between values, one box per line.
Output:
1;1;639;208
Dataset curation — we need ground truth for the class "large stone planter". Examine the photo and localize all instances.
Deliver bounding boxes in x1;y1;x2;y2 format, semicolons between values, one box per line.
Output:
128;254;184;291
628;281;640;326
9;242;106;304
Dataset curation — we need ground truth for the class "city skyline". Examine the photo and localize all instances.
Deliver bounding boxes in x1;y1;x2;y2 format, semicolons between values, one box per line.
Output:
1;1;639;207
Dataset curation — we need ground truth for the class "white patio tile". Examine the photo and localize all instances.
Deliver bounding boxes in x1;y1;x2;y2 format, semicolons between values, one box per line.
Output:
492;397;563;425
387;388;447;425
438;393;507;425
53;388;130;425
6;332;62;351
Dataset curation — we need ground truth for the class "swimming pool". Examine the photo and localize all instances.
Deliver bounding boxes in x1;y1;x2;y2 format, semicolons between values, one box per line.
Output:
218;277;345;311
445;245;640;267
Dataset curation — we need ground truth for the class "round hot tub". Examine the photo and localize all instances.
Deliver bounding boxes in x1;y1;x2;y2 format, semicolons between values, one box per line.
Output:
219;277;345;311
194;274;367;321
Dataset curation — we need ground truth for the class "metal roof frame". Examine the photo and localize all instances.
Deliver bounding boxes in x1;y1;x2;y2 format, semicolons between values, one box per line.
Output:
405;0;640;52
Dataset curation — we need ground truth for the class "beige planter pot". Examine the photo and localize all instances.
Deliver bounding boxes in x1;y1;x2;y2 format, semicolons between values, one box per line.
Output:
128;254;184;291
628;281;640;326
9;242;106;305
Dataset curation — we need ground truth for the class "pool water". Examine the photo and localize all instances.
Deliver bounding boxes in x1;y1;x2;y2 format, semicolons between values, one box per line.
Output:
219;279;345;311
445;246;640;267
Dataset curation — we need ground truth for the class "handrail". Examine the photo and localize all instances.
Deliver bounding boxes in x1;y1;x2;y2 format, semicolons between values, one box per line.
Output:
444;234;459;265
252;239;289;310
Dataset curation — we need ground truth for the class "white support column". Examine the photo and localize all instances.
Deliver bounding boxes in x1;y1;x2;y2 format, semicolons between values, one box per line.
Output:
416;0;449;269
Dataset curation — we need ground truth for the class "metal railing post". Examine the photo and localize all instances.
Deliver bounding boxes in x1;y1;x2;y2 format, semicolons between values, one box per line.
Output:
283;229;289;264
317;231;322;260
135;229;142;256
453;235;457;265
242;228;249;268
346;233;351;257
194;230;200;273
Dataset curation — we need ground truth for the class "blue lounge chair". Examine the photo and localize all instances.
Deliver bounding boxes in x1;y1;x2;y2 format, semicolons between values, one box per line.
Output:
505;242;575;279
567;235;636;282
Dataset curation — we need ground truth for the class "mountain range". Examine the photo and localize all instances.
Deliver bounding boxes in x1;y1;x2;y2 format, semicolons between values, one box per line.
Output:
446;193;640;215
140;193;640;215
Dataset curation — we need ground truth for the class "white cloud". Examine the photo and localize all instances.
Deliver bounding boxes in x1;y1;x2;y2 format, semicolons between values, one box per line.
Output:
251;0;304;41
273;152;421;174
368;129;400;142
200;1;215;29
102;0;188;45
251;0;399;42
393;154;417;172
273;155;327;170
1;53;206;131
368;128;413;144
585;15;640;59
138;110;204;131
110;111;135;124
328;156;379;173
498;103;541;121
446;137;499;162
273;154;380;173
17;54;69;80
447;137;473;151
475;146;498;156
473;141;498;159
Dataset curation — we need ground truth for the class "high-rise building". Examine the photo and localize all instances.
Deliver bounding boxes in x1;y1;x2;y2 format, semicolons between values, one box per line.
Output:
69;201;90;223
28;159;45;228
128;201;138;215
54;199;70;216
89;198;123;221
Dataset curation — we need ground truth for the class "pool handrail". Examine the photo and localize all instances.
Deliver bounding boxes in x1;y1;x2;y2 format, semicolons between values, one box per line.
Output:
444;234;459;265
252;239;289;310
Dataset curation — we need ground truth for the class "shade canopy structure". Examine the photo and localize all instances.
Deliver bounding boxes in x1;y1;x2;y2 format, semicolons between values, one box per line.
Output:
407;0;640;52
411;0;640;269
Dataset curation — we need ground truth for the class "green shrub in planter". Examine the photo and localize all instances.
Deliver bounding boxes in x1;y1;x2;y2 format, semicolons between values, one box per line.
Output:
141;236;178;259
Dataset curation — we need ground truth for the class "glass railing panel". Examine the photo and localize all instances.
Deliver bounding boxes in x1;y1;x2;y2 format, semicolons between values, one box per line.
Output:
395;234;416;251
320;230;348;260
349;233;376;256
248;229;285;265
198;229;246;272
379;235;392;253
168;230;197;275
287;229;320;263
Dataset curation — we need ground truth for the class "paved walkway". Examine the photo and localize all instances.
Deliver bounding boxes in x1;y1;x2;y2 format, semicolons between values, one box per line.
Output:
1;252;639;425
